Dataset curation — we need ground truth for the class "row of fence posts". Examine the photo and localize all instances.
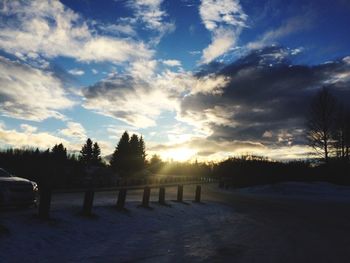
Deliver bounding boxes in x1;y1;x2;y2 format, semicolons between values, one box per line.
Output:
38;184;202;219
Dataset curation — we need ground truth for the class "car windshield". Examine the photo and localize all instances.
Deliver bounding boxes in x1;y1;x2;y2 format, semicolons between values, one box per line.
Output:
0;168;12;177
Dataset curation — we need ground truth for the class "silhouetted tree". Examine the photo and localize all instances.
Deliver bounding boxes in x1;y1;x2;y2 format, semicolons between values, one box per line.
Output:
129;134;139;172
346;112;350;160
80;138;93;166
110;131;130;174
51;143;67;161
333;106;348;159
306;87;338;163
110;132;146;175
92;142;102;165
138;136;146;169
149;154;162;173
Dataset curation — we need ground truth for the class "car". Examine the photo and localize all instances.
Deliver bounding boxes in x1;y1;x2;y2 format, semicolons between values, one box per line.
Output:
0;168;38;207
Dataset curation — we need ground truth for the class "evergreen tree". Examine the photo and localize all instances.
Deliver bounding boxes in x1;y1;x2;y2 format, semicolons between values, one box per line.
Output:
110;131;147;175
92;142;102;166
129;134;139;172
110;131;130;173
51;143;67;161
137;136;146;170
50;143;67;187
149;154;162;173
80;138;93;166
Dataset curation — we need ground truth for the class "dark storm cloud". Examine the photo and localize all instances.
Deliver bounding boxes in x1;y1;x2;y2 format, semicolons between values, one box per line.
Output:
181;46;350;147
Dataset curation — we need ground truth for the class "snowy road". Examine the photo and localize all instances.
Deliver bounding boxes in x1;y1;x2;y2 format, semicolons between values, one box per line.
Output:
1;183;350;262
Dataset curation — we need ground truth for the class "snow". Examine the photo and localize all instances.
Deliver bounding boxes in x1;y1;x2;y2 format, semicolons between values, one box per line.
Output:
0;201;238;263
234;182;350;202
2;183;350;262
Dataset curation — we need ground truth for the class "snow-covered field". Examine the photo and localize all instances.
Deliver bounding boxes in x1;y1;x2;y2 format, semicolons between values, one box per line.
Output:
0;201;239;263
234;182;350;203
1;182;350;263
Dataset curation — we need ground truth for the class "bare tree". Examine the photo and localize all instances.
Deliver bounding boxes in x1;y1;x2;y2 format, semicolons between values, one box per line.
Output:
306;87;338;163
333;106;348;159
335;107;350;161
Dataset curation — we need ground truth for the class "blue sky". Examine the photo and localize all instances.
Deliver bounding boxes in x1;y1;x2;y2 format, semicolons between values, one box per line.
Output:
0;0;350;161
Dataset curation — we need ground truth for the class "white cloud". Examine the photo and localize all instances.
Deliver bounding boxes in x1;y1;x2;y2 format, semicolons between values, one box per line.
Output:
92;69;98;74
0;124;69;150
199;0;247;63
59;121;87;141
81;63;235;129
127;0;175;44
189;50;201;56
129;0;171;30
98;23;137;36
68;68;85;76
343;56;350;64
148;137;266;162
128;59;158;79
0;56;75;121
0;0;153;63
247;16;312;50
199;0;247;31
162;59;182;67
191;74;230;95
201;28;238;64
83;74;178;128
20;124;38;133
148;136;311;162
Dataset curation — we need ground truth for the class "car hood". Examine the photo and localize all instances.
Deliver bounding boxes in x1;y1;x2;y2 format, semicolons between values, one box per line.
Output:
0;176;33;184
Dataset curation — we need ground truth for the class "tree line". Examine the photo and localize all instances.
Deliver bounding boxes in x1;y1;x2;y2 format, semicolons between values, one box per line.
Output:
0;87;349;189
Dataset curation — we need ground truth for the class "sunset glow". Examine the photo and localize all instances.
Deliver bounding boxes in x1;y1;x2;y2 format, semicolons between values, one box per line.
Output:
0;0;349;161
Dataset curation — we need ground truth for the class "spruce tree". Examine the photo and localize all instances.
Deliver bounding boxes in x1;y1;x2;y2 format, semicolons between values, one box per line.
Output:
129;134;139;172
51;143;67;161
137;136;146;170
110;131;130;174
92;142;102;166
80;138;93;166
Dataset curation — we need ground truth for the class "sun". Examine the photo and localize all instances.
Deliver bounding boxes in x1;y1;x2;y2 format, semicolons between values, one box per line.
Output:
162;147;196;162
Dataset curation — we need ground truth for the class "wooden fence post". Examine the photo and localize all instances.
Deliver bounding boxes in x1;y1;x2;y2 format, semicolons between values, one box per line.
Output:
38;186;52;219
159;187;165;204
177;185;183;202
116;189;127;210
194;185;201;202
141;186;151;207
82;189;94;216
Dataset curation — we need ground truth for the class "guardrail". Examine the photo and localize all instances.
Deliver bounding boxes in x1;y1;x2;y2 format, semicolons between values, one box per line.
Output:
38;177;218;219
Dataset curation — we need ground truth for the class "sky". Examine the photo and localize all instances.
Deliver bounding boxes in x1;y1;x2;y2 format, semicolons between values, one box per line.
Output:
0;0;350;162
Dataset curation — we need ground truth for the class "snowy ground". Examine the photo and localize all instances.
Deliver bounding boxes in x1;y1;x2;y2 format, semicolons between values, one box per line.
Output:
1;182;350;262
233;181;350;203
0;201;240;263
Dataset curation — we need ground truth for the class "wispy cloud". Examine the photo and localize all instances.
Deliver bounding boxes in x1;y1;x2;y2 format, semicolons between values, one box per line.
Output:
82;73;179;128
59;121;87;141
0;124;69;150
247;15;313;50
68;68;85;76
0;56;75;121
162;59;182;67
127;0;175;44
199;0;247;63
0;0;153;63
